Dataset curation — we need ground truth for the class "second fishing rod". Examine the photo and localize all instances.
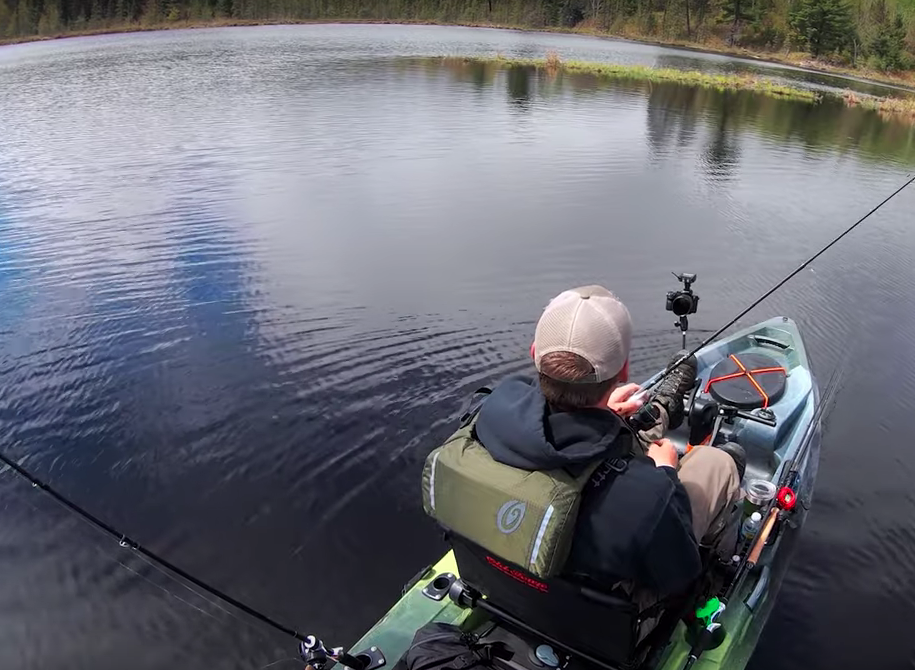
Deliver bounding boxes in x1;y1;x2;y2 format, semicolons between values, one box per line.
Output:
643;173;915;392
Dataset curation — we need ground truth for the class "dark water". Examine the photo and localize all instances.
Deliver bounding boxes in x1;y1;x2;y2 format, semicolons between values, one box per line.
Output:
0;23;914;670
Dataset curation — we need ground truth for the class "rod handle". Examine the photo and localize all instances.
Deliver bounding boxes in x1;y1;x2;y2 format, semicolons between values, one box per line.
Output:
747;507;779;566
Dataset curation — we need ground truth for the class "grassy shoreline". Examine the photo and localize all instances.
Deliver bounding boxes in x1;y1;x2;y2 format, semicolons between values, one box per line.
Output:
443;54;915;124
2;18;915;93
450;54;821;102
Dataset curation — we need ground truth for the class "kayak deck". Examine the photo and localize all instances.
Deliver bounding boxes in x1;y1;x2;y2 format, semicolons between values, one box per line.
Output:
649;317;815;485
348;553;469;666
350;550;772;670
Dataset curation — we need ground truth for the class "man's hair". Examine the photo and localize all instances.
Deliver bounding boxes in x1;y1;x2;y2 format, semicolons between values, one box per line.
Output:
538;351;618;411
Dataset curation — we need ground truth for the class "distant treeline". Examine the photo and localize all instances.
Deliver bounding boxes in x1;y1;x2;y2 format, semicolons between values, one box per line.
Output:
0;0;913;70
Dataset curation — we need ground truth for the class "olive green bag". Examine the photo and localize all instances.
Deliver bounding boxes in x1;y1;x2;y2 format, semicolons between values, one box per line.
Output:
422;418;604;579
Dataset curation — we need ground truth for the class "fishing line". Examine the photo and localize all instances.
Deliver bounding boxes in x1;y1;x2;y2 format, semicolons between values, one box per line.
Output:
4;472;225;627
779;343;851;490
0;450;310;643
56;489;265;635
258;659;304;669
654;173;915;382
12;477;293;667
113;553;226;623
131;550;248;622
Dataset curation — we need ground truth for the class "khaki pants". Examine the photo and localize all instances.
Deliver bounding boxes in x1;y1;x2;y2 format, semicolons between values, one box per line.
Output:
627;404;743;642
638;404;741;546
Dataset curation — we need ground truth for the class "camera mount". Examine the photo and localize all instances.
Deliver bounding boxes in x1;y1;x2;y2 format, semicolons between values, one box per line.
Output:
666;272;699;349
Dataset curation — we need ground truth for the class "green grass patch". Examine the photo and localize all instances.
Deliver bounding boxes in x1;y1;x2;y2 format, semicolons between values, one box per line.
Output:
444;54;822;103
442;54;915;124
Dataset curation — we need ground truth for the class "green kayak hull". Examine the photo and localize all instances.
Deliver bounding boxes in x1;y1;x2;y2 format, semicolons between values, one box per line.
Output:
349;548;782;670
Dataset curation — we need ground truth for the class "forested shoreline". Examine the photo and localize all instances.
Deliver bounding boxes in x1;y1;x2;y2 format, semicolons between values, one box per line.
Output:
1;0;913;76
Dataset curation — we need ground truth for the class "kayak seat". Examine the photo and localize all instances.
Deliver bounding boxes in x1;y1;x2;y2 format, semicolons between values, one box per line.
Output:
449;535;645;670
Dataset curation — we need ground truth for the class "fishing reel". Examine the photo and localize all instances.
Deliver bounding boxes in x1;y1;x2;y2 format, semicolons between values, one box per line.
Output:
626;272;703;434
628;401;662;434
667;272;700;349
299;636;386;670
299;636;344;670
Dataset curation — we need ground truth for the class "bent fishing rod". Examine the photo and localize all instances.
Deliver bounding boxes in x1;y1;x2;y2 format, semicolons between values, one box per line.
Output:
0;449;376;670
647;173;915;389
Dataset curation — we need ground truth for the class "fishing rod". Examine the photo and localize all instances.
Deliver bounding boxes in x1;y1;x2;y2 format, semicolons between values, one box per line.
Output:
681;360;848;670
778;350;847;494
737;358;844;587
0;449;380;670
674;179;884;670
647;173;915;389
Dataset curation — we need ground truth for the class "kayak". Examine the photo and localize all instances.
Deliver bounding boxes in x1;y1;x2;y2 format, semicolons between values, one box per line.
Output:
347;316;819;670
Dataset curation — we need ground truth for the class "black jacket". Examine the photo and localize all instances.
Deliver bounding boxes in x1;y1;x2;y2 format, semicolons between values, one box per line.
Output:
474;375;701;597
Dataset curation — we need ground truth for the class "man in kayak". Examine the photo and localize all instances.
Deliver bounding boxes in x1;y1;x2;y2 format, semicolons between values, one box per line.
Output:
472;285;744;599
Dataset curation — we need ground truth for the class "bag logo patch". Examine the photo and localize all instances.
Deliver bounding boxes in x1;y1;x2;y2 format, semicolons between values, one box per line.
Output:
496;500;526;534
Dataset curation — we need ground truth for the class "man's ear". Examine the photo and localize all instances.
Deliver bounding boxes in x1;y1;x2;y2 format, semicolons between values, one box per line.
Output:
617;359;630;383
530;342;536;360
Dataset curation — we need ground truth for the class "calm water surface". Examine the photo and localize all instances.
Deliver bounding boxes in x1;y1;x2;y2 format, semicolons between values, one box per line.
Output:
1;23;914;670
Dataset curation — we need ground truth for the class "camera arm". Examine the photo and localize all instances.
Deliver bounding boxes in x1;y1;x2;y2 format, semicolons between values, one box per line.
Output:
668;273;699;349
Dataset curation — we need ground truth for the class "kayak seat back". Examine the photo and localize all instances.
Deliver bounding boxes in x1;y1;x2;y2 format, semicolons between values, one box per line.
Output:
451;534;640;669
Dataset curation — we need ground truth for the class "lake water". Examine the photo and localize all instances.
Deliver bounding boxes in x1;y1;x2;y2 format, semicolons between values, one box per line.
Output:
1;23;914;670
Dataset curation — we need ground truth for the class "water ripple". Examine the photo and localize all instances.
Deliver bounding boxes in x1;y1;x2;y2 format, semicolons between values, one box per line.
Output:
0;24;913;670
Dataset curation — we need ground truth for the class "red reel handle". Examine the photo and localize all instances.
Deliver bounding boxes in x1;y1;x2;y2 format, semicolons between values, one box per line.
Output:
777;486;797;510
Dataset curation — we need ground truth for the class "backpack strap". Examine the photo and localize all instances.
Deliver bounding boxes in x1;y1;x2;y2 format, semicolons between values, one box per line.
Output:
459;387;493;427
585;430;633;491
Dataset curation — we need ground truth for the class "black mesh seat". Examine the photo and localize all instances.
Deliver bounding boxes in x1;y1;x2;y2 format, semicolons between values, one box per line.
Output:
450;536;643;669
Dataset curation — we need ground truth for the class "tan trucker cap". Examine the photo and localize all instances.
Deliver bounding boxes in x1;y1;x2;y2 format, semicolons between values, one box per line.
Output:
534;285;632;383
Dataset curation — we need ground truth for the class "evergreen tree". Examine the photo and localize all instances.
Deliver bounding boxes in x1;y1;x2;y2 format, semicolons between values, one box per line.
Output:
1;0;913;70
37;1;60;31
0;0;10;34
869;13;907;69
789;0;854;56
721;0;757;44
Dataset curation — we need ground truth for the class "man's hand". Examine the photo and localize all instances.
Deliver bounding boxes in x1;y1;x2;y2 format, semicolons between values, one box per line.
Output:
607;383;648;417
647;439;679;469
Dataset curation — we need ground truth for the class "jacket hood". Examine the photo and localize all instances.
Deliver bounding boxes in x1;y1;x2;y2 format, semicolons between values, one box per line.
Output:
474;375;626;471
